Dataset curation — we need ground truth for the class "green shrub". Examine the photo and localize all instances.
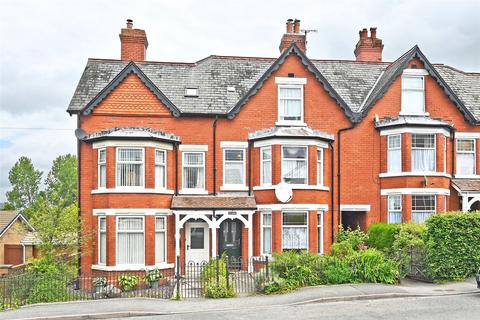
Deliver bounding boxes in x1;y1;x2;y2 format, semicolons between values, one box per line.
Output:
368;223;400;252
144;269;163;287
391;223;425;276
201;257;227;281
336;225;368;250
26;274;71;304
330;242;355;260
425;212;480;281
262;277;295;294
352;249;399;284
271;251;322;287
317;256;355;284
203;279;236;298
118;274;140;292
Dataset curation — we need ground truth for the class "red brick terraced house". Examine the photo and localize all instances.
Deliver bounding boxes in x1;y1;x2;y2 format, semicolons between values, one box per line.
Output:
67;19;480;274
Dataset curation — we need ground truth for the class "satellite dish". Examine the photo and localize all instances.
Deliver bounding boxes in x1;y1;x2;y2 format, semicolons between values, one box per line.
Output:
74;128;88;140
275;182;293;203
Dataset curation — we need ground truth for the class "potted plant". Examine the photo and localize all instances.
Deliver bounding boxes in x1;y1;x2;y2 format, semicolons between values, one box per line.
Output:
92;276;107;293
118;274;140;292
144;269;164;288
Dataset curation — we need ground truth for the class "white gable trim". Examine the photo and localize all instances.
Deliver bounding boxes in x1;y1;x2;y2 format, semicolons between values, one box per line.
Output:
0;213;35;238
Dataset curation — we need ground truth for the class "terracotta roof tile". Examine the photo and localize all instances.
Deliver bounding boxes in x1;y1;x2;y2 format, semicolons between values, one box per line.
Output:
171;196;256;210
452;179;480;192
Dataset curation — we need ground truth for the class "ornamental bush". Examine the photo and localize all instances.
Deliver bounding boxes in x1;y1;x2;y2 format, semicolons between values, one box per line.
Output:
424;211;480;281
391;223;426;277
336;225;368;250
368;223;400;252
352;249;400;284
203;279;236;298
271;251;322;287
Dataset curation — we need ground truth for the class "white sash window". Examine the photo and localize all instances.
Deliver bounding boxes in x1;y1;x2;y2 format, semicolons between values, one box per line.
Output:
260;147;272;186
117;217;144;265
401;75;425;114
155;150;167;189
412;195;436;223
282;146;308;184
223;149;245;186
317;212;324;255
117;148;144;187
261;211;272;255
98;149;106;188
98;217;106;265
182;152;205;190
155;216;166;264
278;85;303;122
412;134;435;172
456;139;475;175
388;195;402;224
317;148;324;185
282;211;308;250
388;135;401;173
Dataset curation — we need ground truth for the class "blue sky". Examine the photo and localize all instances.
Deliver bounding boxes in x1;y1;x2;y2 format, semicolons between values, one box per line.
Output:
0;0;479;202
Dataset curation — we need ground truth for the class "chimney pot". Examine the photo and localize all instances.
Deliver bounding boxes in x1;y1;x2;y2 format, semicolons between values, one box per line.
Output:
119;19;148;61
286;19;294;33
126;19;133;29
279;19;306;53
370;27;377;39
293;19;301;33
354;27;383;62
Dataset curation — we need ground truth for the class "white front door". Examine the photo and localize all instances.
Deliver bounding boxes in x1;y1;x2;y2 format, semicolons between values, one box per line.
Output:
185;222;209;263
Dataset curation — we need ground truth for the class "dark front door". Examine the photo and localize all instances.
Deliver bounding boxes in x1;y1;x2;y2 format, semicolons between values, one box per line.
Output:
219;220;242;259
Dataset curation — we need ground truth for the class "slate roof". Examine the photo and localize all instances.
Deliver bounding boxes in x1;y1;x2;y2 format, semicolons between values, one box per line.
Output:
68;44;480;124
452;179;480;192
249;126;334;141
82;127;180;143
374;115;454;129
171;195;257;210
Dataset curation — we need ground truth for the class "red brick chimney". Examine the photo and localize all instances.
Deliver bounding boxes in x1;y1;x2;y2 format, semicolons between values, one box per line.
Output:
354;27;384;62
119;19;148;61
279;19;306;53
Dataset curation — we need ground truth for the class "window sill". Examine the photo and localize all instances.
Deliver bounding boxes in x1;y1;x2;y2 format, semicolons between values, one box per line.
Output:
253;185;329;191
220;185;249;191
92;263;174;271
454;174;480;179
398;112;430;117
178;189;209;195
92;188;174;194
379;172;451;178
275;121;307;127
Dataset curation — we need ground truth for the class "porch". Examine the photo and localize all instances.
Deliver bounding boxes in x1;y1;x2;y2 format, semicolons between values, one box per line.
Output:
452;179;480;211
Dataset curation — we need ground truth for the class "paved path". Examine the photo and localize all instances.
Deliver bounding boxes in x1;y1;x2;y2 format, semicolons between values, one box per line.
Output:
1;277;478;320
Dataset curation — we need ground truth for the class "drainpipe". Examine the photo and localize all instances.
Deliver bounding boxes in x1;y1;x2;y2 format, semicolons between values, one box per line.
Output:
76;116;82;278
329;141;335;243
451;129;456;177
336;123;356;234
212;117;219;196
174;142;179;195
248;141;253;196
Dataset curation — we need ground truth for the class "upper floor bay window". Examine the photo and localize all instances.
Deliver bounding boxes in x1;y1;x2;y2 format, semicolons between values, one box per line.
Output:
412;195;436;223
182;152;205;190
98;217;106;265
388;194;402;224
155;216;166;264
117;148;144;187
155;150;167;189
282;211;308;250
117;217;144;265
223;149;245;186
282;146;308;184
278;85;303;123
260;147;272;186
401;74;425;114
98;148;106;188
388;135;401;173
317;148;324;185
456;139;476;175
412;134;435;172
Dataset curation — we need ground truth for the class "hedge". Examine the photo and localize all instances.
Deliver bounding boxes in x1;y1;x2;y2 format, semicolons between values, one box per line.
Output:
425;211;480;281
368;223;400;252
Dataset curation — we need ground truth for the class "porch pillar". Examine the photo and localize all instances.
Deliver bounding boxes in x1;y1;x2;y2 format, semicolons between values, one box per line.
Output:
175;212;181;258
462;195;469;212
247;213;253;272
211;224;218;257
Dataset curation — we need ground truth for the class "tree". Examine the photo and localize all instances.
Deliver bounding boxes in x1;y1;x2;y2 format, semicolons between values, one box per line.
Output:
5;157;43;212
45;154;77;207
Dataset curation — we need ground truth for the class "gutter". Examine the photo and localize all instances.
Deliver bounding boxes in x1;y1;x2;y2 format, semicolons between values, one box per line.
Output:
174;142;179;195
329;141;335;243
248;141;253;196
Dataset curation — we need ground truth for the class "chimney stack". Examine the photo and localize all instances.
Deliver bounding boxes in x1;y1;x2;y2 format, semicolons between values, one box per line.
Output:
354;27;383;62
119;19;149;61
279;18;306;53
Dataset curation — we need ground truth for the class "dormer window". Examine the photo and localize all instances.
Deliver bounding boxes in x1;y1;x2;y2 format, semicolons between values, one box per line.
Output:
185;87;198;97
275;77;306;125
401;69;427;115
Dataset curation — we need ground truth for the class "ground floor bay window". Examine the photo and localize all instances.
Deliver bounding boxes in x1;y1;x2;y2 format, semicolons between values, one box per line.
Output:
155;216;166;264
117;217;145;265
388;194;402;224
261;211;272;255
282;211;308;250
411;195;436;223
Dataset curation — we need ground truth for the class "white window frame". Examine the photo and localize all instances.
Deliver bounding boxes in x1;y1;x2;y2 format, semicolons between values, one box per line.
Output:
115;147;145;188
387;134;402;173
260;211;272;256
388;194;402;224
443;136;447;173
317;211;324;255
281;145;308;185
98;148;107;189
155;149;167;190
317;148;324;186
277;84;304;124
401;74;425;115
182;151;206;192
98;216;106;265
282;211;309;251
411;134;436;172
411;195;436;223
155;216;167;264
222;148;246;187
456;138;476;175
116;216;145;266
260;146;272;186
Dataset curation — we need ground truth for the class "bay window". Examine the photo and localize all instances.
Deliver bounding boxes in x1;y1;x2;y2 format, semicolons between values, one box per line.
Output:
182;152;205;190
387;135;401;173
412;134;435;172
155;216;166;264
223;149;245;186
260;147;272;185
98;217;106;265
261;211;272;255
117;148;144;187
412;195;436;223
155;149;167;189
282;212;308;250
401;75;425;114
317;148;324;185
388;195;402;224
282;146;308;184
278;85;303;122
456;139;475;175
117;217;144;265
98;148;106;188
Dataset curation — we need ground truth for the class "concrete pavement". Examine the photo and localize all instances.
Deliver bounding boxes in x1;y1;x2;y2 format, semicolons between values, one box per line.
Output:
1;277;478;320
